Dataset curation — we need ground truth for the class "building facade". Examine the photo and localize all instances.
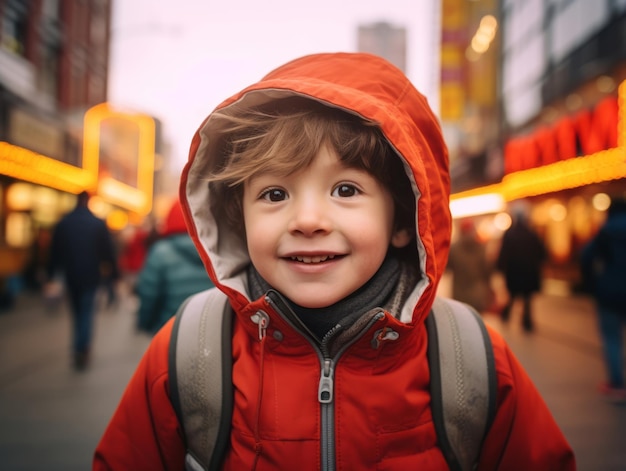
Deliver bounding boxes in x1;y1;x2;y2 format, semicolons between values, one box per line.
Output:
450;0;626;291
357;21;407;73
0;1;160;299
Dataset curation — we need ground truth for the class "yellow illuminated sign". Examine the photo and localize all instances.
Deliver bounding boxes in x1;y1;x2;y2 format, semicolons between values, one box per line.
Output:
83;103;155;215
1;103;155;217
450;80;626;216
0;141;95;194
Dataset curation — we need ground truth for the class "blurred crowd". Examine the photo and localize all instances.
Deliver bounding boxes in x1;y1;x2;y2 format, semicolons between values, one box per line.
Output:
445;198;626;403
0;194;213;371
1;192;624;402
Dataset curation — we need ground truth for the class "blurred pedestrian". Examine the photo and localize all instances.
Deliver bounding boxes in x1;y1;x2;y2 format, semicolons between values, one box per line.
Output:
446;219;494;313
45;191;120;370
580;196;626;402
496;208;546;332
118;221;158;292
135;199;213;334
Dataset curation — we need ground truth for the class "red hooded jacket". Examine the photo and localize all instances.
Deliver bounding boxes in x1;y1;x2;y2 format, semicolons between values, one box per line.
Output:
94;53;575;470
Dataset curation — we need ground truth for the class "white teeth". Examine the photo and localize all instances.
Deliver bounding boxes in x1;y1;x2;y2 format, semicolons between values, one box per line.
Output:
290;254;336;264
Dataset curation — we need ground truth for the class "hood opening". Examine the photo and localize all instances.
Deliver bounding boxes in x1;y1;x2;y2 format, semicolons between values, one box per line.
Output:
180;53;450;323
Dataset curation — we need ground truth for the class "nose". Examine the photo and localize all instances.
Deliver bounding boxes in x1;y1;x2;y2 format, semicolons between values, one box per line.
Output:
287;193;332;236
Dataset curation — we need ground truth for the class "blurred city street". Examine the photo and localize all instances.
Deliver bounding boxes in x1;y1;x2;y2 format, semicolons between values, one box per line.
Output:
2;2;626;470
0;285;625;471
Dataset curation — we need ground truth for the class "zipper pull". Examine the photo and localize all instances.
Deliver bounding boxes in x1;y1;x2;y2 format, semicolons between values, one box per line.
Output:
250;311;269;340
318;359;335;403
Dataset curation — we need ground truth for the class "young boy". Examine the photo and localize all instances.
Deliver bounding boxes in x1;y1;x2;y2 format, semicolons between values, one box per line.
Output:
94;52;575;470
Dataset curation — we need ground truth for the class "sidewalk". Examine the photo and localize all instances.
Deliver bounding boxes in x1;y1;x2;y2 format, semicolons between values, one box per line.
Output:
482;293;626;471
0;290;151;471
0;287;625;470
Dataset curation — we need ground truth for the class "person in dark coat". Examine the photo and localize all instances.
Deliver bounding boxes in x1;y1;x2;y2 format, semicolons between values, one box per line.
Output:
496;208;546;332
46;191;119;370
580;197;626;402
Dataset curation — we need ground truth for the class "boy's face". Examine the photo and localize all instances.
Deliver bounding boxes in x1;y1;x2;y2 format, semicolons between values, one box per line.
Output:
243;145;411;308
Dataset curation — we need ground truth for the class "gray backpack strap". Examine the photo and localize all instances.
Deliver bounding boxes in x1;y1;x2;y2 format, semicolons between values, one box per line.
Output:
426;297;497;471
168;288;233;471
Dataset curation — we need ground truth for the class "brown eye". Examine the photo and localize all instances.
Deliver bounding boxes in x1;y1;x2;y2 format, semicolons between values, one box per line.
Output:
333;184;358;198
261;188;287;202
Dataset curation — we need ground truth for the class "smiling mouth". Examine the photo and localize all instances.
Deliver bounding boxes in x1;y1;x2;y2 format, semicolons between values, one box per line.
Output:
288;254;339;264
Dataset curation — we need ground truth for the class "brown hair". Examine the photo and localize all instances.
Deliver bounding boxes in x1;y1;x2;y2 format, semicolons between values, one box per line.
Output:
207;96;415;237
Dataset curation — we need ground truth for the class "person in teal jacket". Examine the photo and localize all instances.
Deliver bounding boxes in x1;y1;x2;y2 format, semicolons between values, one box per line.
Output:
135;199;213;334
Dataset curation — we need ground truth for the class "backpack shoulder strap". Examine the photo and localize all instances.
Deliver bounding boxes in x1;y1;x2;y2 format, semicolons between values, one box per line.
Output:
426;297;497;471
168;287;233;471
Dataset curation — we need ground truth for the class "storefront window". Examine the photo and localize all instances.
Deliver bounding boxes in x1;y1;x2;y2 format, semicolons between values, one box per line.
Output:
6;212;32;248
40;43;60;98
1;0;30;57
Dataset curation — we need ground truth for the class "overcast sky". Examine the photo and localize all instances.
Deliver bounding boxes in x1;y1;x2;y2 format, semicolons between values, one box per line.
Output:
108;0;440;171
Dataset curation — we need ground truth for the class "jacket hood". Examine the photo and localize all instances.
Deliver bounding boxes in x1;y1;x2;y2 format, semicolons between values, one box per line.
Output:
179;52;450;325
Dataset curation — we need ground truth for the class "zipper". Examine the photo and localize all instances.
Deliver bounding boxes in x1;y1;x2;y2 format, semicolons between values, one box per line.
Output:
318;312;385;471
319;355;336;471
318;359;334;403
263;292;385;471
